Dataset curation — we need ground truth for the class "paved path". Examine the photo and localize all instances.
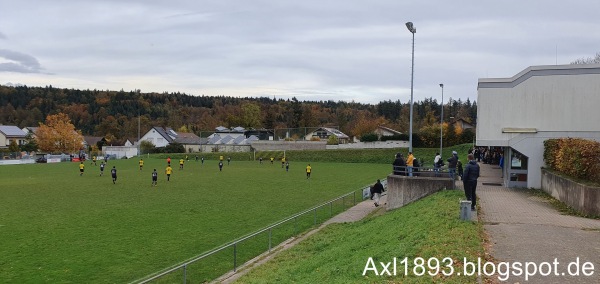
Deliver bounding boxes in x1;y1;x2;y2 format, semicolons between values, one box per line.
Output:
477;163;600;284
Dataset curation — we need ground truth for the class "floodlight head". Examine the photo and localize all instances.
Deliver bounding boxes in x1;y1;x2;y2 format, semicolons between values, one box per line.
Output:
405;22;416;33
440;84;444;88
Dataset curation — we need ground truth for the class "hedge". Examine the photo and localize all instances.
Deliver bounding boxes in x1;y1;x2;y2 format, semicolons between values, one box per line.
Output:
543;138;600;183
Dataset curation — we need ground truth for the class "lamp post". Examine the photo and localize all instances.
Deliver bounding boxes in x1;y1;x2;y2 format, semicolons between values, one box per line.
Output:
439;83;444;157
405;21;416;153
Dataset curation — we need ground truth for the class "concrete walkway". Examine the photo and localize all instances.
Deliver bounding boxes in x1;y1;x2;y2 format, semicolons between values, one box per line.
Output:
477;163;600;284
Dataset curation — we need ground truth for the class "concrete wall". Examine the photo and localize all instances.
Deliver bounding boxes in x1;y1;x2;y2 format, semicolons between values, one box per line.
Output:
103;146;138;159
541;169;600;216
386;174;455;211
326;141;408;149
250;141;327;151
201;144;252;153
477;64;600;146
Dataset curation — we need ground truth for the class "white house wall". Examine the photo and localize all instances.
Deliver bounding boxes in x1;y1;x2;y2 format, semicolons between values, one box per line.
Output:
140;130;169;147
477;64;600;188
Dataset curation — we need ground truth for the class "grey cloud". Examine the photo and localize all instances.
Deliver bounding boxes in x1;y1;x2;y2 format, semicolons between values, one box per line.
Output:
0;49;42;73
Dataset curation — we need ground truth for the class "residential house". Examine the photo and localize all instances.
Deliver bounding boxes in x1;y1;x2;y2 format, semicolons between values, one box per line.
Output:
304;127;350;144
0;125;27;148
374;126;402;139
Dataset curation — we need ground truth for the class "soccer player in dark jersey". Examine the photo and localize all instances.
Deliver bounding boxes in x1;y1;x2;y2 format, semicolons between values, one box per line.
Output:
111;166;117;184
100;161;105;176
151;169;158;187
219;161;223;172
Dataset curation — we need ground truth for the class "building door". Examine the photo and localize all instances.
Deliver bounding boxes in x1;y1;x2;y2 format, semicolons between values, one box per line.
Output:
507;148;528;188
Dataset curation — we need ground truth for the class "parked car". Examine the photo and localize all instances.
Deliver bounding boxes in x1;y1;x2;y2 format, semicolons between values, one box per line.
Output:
36;157;47;163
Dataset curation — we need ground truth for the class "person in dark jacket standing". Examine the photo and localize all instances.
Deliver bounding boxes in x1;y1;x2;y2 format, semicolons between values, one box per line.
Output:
393;153;407;176
462;154;480;211
447;151;458;180
372;179;384;207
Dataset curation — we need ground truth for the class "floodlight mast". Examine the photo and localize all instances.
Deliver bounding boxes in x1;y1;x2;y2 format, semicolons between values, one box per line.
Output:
405;22;416;152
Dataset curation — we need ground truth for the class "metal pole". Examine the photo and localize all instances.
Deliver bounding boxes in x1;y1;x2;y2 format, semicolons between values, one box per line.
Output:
440;84;444;156
408;30;415;153
183;265;187;284
268;228;272;252
233;243;237;272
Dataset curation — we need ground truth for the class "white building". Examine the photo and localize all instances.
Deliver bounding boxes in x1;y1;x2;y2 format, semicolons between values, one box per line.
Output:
0;125;27;148
304;127;350;144
477;63;600;188
140;127;177;147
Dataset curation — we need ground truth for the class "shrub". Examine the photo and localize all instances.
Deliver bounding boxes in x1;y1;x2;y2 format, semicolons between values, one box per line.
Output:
360;133;378;142
327;135;339;145
544;138;600;183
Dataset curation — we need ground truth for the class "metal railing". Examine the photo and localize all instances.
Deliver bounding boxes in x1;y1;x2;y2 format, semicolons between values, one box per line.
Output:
134;186;373;284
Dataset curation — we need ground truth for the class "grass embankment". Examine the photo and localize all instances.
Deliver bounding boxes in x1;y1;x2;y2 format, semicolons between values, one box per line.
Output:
237;190;485;283
0;160;388;283
154;144;474;166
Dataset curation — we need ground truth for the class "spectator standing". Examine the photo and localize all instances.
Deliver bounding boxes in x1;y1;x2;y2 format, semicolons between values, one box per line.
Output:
462;154;480;211
447;151;458;180
393;153;407;176
433;152;442;174
406;152;415;177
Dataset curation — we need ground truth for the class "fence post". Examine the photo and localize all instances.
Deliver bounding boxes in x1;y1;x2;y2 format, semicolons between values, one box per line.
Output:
268;228;272;252
233;243;237;272
183;265;187;284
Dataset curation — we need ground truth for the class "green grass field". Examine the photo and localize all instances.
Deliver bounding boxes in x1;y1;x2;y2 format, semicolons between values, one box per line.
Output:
0;158;390;283
236;190;485;284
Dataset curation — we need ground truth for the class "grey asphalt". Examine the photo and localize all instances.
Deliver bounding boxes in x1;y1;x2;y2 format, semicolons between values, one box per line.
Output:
476;163;600;284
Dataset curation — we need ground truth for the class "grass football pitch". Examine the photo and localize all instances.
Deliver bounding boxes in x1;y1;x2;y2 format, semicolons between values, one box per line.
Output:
0;158;389;283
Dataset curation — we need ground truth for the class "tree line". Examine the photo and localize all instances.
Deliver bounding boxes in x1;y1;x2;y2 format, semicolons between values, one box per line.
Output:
0;85;476;147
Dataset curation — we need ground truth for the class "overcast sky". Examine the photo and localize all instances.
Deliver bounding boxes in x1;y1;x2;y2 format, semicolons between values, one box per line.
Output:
1;1;599;104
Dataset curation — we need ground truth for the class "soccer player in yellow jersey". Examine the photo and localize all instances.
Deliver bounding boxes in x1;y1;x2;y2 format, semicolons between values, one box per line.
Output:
179;158;184;170
166;165;173;181
79;162;85;176
306;164;312;179
281;157;285;168
270;157;274;164
139;159;144;171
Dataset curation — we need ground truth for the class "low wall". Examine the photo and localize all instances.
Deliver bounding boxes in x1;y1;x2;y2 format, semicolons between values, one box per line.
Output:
0;159;35;165
326;141;408;149
250;141;327;151
541;169;600;216
386;174;454;211
201;145;252;153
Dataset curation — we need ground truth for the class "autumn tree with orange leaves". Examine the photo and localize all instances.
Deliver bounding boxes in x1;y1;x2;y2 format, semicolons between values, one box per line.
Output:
36;113;84;153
